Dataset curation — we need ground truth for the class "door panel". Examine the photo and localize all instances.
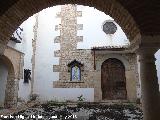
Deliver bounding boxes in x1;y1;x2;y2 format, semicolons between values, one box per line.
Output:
101;58;127;100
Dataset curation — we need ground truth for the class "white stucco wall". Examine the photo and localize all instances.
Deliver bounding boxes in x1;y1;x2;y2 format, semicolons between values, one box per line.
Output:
33;7;60;100
18;16;35;101
45;88;94;102
0;62;8;107
77;6;128;49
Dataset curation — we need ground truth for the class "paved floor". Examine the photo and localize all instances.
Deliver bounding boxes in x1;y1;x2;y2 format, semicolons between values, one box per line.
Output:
0;102;143;120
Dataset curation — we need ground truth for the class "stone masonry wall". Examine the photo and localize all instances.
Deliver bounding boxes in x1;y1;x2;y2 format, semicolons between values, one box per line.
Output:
53;49;95;88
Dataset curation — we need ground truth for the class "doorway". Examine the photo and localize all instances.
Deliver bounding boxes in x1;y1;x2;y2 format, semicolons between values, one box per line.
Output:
101;58;127;100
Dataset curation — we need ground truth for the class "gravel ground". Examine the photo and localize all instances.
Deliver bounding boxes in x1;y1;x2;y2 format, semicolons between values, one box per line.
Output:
0;102;143;120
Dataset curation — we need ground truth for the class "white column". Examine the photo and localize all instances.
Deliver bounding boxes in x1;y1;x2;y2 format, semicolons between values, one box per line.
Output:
31;14;39;95
137;48;160;120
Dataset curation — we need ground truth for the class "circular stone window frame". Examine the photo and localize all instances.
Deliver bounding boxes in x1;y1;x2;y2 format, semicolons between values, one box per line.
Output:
102;20;117;35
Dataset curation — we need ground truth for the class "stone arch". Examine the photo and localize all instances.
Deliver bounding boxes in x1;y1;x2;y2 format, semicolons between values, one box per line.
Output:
97;54;130;71
0;55;17;108
0;55;15;75
0;0;140;54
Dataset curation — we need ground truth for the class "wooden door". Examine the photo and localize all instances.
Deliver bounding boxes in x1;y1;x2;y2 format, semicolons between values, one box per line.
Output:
101;58;127;100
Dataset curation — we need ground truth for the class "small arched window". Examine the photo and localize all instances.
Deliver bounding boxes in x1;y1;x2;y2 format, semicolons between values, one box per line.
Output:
71;65;81;81
68;59;83;81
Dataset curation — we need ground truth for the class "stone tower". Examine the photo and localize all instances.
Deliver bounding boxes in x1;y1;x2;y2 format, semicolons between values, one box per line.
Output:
53;4;84;83
55;4;83;51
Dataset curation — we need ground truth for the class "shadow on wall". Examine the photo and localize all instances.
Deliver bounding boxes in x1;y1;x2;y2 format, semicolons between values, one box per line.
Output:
0;61;8;107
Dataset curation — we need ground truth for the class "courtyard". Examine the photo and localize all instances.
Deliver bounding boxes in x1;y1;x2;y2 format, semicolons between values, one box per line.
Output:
0;1;160;120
